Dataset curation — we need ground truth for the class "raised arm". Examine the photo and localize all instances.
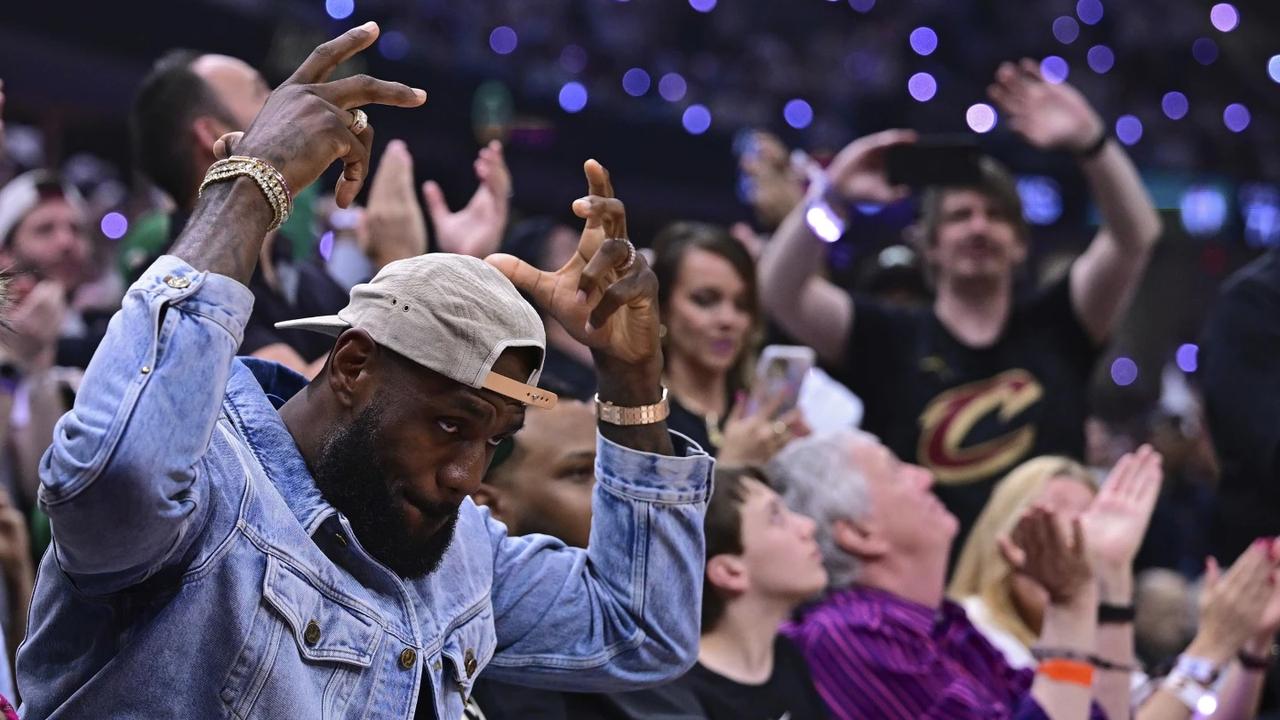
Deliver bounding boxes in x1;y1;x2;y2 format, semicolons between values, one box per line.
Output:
757;130;914;366
483;161;712;686
989;59;1161;344
37;23;425;593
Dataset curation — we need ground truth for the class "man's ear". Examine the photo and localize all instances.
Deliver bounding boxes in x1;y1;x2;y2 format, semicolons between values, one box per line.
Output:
705;554;750;598
191;115;231;164
327;329;378;410
833;517;890;561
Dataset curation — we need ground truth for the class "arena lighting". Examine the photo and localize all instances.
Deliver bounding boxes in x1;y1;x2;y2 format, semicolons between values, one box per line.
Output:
100;212;128;240
1269;55;1280;83
1240;184;1280;247
658;73;688;102
489;26;517;55
1176;344;1199;373
1040;56;1069;84
907;72;937;102
1110;357;1138;386
1052;16;1080;44
1161;91;1189;120
1180;186;1228;236
1192;38;1218;65
1209;3;1239;32
848;0;875;12
1076;0;1103;25
682;105;712;135
324;0;353;20
909;27;938;56
622;68;650;96
1086;45;1114;74
558;82;588;113
378;30;409;60
965;103;997;133
1115;115;1142;145
689;0;716;12
318;231;335;261
1223;103;1250;132
783;99;814;129
1015;176;1063;225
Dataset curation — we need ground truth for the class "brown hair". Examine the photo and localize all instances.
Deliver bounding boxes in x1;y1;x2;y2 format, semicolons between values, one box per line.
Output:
917;156;1029;249
651;221;761;389
702;465;771;632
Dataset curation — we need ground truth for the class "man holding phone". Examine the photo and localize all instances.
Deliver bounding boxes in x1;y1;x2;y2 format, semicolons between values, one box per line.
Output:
758;59;1161;549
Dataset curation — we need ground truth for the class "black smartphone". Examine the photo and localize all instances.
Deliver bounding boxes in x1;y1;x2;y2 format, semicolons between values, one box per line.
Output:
886;137;983;188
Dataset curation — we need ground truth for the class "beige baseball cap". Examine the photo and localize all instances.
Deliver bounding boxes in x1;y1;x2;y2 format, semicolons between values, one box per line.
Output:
276;253;557;408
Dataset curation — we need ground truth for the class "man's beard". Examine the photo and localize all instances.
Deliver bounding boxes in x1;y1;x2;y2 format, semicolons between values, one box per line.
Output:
313;398;459;579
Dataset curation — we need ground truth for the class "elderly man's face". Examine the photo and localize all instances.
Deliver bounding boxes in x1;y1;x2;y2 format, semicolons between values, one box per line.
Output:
849;437;957;557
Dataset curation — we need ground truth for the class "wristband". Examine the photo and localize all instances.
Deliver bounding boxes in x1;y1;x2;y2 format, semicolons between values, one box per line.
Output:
1097;602;1135;624
1239;644;1278;671
1074;131;1109;160
1172;654;1221;686
1033;647;1136;673
1037;658;1094;687
1162;671;1219;715
804;197;846;243
595;388;670;426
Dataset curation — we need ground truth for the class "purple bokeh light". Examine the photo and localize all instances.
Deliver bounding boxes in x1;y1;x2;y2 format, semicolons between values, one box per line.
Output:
689;0;716;12
1110;357;1138;386
1053;16;1080;44
325;0;353;20
1115;115;1143;145
1192;38;1218;65
658;73;688;102
622;68;650;96
1270;55;1280;83
1040;56;1069;84
318;231;335;261
682;104;712;134
783;99;814;129
1176;344;1199;373
1224;103;1251;132
848;0;875;12
1086;45;1114;74
100;212;128;240
1209;3;1239;32
378;30;410;60
1161;92;1188;120
489;26;518;55
558;81;588;113
907;72;937;102
909;27;938;56
1076;0;1103;25
966;103;997;133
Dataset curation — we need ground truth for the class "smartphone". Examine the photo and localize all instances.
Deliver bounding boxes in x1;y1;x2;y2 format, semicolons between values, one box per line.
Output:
746;345;816;417
886;136;984;188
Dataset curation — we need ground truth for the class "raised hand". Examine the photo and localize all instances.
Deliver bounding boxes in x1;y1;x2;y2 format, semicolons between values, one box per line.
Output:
1;280;66;371
717;391;811;467
987;59;1105;154
363;139;427;269
739;131;805;229
1191;541;1280;663
999;506;1093;605
1081;445;1163;573
486;160;658;368
824;129;916;206
423;140;512;258
211;22;427;208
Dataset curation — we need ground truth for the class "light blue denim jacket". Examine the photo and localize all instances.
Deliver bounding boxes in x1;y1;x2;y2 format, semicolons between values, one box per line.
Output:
17;256;712;719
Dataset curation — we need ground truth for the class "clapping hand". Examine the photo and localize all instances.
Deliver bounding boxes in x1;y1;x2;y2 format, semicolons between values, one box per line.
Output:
999;506;1093;605
364;139;427;268
424;140;512;258
1192;540;1280;663
987;59;1105;154
1082;446;1163;575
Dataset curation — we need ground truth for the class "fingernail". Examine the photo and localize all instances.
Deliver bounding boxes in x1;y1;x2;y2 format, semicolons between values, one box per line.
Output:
413;88;428;101
361;21;378;31
576;290;588;305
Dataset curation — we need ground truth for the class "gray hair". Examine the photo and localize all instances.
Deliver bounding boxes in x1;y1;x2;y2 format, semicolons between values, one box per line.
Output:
770;428;878;590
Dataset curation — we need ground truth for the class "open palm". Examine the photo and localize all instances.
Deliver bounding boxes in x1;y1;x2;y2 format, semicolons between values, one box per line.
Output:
423;140;511;258
1081;446;1163;572
988;59;1104;153
486;160;659;366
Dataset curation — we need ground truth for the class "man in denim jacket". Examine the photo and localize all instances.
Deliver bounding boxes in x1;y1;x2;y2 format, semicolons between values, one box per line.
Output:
17;24;712;719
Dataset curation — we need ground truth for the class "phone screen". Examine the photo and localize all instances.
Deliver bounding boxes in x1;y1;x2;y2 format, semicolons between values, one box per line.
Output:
747;346;815;417
886;138;984;188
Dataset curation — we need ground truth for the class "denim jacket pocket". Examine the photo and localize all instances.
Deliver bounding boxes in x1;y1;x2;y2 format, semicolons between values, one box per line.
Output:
441;604;496;702
221;554;382;719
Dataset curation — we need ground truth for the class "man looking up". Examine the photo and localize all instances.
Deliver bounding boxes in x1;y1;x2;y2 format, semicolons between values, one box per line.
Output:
19;23;712;720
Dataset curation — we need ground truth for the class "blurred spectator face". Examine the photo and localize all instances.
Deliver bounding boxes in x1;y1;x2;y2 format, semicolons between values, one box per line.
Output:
4;196;90;290
850;437;956;558
712;478;828;606
664;248;753;376
192;54;270;131
475;400;597;549
1009;475;1096;631
927;189;1026;285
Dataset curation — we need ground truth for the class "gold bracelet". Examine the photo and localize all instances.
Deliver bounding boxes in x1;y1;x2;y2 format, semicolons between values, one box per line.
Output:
595;387;670;426
198;156;293;231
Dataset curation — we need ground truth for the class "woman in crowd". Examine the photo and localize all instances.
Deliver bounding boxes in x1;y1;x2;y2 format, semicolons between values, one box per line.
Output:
651;221;806;464
952;452;1280;719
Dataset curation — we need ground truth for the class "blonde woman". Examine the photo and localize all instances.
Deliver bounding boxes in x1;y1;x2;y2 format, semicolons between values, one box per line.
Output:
950;456;1099;667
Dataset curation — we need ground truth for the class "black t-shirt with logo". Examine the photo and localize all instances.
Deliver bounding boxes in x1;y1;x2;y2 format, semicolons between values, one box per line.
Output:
672;635;828;720
832;275;1101;549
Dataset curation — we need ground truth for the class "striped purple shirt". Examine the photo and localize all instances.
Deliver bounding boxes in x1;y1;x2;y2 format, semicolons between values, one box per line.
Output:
782;586;1102;720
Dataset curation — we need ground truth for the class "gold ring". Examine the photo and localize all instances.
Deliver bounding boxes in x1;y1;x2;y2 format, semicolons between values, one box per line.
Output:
349;108;369;135
772;420;788;437
616;239;636;272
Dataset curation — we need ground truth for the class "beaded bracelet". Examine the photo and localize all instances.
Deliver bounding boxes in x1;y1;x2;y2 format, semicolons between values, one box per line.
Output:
198;156;293;231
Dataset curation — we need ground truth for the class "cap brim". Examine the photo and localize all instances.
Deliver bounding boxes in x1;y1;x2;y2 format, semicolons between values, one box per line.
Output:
274;315;350;336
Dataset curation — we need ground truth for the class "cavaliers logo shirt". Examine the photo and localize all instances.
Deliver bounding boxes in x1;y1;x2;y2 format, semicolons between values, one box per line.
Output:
831;276;1101;552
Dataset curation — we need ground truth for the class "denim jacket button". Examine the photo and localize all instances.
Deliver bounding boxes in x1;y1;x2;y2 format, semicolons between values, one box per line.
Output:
399;648;417;669
464;649;477;678
163;275;191;290
304;620;321;645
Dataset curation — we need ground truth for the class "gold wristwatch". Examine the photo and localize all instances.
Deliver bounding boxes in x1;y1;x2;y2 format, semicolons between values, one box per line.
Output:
595;388;670;426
